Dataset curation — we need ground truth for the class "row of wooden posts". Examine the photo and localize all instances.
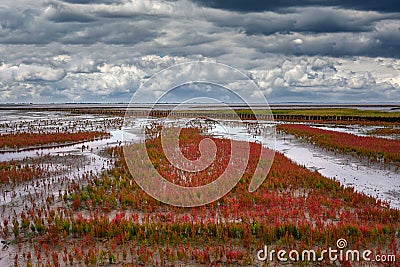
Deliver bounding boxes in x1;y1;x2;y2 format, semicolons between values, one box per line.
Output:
3;107;396;122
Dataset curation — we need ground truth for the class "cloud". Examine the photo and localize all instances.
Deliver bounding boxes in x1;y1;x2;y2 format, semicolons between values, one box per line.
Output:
191;0;400;13
0;63;66;82
249;56;400;102
293;39;303;45
44;2;96;23
0;53;398;103
1;1;399;57
0;0;399;103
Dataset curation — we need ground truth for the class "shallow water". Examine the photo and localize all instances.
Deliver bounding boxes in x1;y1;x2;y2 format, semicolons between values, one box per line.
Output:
0;110;123;134
309;124;400;140
0;130;138;162
275;135;400;208
203;119;400;208
1;113;399;209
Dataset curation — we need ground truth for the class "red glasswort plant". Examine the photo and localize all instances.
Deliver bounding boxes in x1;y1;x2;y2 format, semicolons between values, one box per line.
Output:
278;124;400;164
0;131;109;150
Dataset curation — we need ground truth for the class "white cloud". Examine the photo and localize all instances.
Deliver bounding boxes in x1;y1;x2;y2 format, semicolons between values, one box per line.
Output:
0;54;399;103
293;38;303;45
0;0;399;102
53;54;71;63
0;63;66;82
249;56;400;102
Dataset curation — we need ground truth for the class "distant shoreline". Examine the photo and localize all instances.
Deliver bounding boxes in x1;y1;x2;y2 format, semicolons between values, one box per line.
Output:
0;103;399;111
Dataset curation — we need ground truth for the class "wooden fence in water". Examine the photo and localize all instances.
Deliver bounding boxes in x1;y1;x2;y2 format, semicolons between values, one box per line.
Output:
2;107;397;123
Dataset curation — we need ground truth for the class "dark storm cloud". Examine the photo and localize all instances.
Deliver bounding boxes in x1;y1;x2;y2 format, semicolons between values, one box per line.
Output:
59;0;123;4
0;0;399;103
0;0;398;57
45;2;96;23
206;7;396;35
191;0;400;13
0;7;39;31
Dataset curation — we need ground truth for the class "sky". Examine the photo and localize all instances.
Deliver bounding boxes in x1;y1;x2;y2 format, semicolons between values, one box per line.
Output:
0;0;399;103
